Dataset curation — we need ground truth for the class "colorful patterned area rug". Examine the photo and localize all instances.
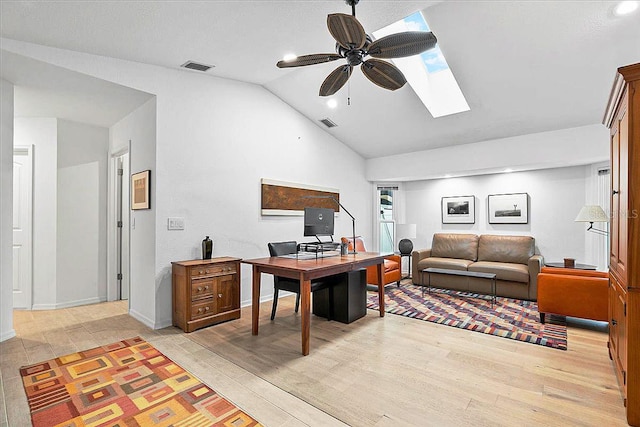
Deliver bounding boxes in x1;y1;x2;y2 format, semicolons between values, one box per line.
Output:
19;337;262;426
367;285;567;350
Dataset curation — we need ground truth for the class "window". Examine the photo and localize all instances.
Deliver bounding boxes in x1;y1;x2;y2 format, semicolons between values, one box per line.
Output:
372;11;470;118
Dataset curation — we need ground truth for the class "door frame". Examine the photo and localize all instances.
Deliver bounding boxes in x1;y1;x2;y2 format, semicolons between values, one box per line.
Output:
107;145;131;302
13;145;33;310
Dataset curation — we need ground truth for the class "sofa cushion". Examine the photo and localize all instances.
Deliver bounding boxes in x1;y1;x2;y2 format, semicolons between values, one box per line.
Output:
469;261;529;283
431;233;479;261
417;257;473;271
384;259;399;273
477;235;534;265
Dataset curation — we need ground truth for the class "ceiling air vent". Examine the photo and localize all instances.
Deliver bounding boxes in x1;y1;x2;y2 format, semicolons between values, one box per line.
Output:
319;118;337;128
180;61;214;72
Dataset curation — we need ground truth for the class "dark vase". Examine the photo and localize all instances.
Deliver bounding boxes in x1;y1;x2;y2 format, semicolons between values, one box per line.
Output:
202;236;213;259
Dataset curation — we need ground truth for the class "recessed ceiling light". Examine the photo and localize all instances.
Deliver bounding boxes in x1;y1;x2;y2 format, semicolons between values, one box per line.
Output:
444;174;452;178
282;53;297;62
326;99;338;109
615;1;638;15
504;168;513;173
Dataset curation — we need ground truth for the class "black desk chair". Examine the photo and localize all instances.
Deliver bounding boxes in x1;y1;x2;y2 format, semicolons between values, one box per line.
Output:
268;241;334;320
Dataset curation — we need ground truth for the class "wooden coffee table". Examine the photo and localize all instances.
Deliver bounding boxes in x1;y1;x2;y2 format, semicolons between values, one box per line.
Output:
421;267;497;307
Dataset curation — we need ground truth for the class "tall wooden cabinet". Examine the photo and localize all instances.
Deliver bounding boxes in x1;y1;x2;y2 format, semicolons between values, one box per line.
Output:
604;62;640;426
172;257;241;332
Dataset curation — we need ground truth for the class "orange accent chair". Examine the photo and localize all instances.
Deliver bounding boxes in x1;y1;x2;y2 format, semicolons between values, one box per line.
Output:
345;237;402;288
537;267;608;323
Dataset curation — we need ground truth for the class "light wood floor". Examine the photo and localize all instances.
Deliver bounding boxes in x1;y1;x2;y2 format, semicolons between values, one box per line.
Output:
0;288;627;427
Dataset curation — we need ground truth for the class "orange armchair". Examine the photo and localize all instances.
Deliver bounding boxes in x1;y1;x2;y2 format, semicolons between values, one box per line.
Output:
537;267;608;323
345;237;402;287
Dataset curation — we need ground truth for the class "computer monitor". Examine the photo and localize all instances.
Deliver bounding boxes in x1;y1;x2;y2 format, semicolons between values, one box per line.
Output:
303;207;335;239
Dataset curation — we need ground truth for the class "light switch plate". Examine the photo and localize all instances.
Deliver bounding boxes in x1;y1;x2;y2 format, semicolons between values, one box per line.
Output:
168;217;185;230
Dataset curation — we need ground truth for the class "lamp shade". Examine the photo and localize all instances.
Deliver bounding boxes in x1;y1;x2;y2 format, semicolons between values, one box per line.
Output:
575;205;608;222
396;223;417;239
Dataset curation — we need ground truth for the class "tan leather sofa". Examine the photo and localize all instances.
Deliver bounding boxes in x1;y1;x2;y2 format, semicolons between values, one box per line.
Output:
411;233;544;300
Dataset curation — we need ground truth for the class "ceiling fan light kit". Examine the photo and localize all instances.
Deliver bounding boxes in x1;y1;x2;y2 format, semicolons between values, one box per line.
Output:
276;0;437;97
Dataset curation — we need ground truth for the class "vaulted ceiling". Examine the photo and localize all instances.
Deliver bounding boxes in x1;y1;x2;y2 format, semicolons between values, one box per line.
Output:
1;1;639;158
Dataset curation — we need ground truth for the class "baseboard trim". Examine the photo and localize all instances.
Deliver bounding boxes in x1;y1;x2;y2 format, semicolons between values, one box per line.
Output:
129;308;155;329
154;318;173;330
32;296;107;310
0;329;16;342
241;293;283;308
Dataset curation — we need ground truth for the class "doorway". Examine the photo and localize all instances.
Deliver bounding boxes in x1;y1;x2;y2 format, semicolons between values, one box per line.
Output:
13;146;33;309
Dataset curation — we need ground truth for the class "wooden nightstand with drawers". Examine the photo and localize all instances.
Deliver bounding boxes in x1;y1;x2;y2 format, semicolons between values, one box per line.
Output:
171;257;241;332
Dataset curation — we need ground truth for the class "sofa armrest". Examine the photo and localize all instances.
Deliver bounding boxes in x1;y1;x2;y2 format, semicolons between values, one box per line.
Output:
528;254;544;300
412;249;431;283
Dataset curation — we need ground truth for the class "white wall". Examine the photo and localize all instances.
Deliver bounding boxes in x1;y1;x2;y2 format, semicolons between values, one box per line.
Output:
0;78;15;341
404;165;590;263
110;98;157;326
14;118;57;309
367;124;609;182
56;120;109;307
2;39;373;328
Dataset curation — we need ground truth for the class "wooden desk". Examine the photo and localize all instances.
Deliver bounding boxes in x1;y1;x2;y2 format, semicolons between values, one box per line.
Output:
243;252;387;355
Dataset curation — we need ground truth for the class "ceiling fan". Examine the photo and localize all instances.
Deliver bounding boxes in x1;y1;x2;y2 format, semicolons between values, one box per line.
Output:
276;0;438;97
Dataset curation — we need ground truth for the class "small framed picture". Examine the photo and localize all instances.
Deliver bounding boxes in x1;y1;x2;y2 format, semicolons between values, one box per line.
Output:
488;192;528;224
131;170;151;210
441;195;475;224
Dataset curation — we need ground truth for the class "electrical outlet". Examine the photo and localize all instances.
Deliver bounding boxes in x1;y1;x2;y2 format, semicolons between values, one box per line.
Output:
168;217;185;230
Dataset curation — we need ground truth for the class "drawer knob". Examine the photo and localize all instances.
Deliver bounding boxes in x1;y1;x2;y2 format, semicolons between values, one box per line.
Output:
205;269;210;273
199;270;204;274
205;306;210;311
197;286;203;292
198;308;204;313
204;285;209;290
218;293;223;298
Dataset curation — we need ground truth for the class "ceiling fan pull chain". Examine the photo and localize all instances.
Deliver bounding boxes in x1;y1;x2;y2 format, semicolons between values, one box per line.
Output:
348;68;351;105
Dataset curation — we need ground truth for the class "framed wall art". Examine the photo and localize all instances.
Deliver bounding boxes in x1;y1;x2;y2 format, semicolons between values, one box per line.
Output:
488;192;528;224
131;170;151;210
260;178;339;216
441;195;475;224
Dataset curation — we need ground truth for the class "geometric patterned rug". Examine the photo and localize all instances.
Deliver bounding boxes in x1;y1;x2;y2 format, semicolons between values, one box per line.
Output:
367;285;567;350
19;337;263;426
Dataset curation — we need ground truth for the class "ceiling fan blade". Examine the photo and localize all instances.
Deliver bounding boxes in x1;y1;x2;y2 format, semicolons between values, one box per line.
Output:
367;31;437;59
319;64;353;96
327;13;366;50
277;53;343;68
361;59;406;91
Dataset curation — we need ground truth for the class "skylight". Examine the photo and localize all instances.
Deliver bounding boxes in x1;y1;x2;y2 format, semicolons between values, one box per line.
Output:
372;11;470;118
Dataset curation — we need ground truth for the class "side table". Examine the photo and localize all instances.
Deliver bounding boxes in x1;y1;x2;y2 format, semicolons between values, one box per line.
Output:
544;262;597;270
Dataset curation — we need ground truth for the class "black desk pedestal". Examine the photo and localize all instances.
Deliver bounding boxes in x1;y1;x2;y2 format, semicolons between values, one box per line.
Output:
313;269;367;324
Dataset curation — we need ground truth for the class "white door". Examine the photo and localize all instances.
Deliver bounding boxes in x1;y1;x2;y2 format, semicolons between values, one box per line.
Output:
13;146;33;309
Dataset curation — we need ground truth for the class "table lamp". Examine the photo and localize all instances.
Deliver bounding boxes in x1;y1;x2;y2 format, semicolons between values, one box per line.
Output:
575;205;608;235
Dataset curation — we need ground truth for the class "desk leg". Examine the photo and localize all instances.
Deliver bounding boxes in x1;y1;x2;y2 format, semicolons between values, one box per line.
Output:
376;263;385;317
300;274;311;356
252;266;260;336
